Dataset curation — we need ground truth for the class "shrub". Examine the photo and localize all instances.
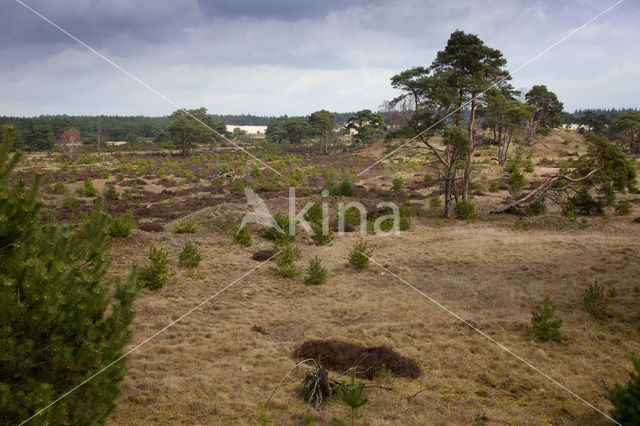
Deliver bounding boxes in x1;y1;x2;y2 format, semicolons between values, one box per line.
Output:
609;354;640;425
304;201;323;224
109;211;136;238
182;170;197;182
271;243;301;278
78;178;98;197
342;206;363;225
62;196;81;209
509;168;526;196
424;173;433;183
391;177;403;191
348;239;372;270
531;295;564;342
174;220;196;234
429;195;442;210
514;219;530;231
399;216;411;230
53;181;67;194
454;201;477;220
488;181;499;193
233;225;252;246
524;159;535;173
332;369;369;425
178;241;201;268
263;212;294;242
310;221;334;245
615;200;632;216
138;246;171;290
524;199;547;216
103;184;119;200
0;128;138;424
328;179;354;196
582;281;615;318
567;191;604;216
304;256;327;285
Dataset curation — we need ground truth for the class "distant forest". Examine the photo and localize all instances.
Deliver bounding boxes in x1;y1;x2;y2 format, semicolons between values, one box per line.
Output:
0;108;636;151
0;112;356;148
571;108;639;118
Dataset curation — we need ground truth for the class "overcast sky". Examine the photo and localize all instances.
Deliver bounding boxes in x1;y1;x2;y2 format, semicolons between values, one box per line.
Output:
1;0;638;117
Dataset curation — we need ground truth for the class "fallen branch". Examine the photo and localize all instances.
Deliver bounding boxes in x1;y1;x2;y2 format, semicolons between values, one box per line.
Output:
484;167;603;214
265;358;318;408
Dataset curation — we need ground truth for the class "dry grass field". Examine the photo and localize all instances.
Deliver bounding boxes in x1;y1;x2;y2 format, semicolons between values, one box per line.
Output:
22;128;640;425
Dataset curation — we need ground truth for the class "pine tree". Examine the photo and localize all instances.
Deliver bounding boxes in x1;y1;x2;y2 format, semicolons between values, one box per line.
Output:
610;354;640;424
0;127;139;424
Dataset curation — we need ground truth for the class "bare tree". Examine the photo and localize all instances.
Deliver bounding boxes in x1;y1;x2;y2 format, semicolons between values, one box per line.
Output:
58;128;82;158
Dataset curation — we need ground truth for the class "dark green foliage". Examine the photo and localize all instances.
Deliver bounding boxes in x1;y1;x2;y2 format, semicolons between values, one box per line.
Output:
263;212;295;242
332;369;369;425
391;177;403;191
169;107;228;155
78;178;98;197
0;128;138;425
138;246;171;290
524;199;547;216
304;256;327;285
304;201;323;224
310;221;334;245
178;241;201;268
53;181;67;194
346;109;387;147
509;167;526;196
62;196;81;209
582;281;614;318
271;243;301;278
399;216;411;230
265;116;312;144
233;225;252;246
566;191;604;216
488;181;499;192
609;354;640;425
103;184;119;200
342;206;363;225
174;220;196;234
327;180;355;196
525;85;564;128
615;200;632;216
109;211;136;238
454;201;477;220
348;239;372;270
531;295;564;342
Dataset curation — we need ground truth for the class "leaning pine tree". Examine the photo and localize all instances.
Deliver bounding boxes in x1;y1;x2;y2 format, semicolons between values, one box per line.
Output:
0;127;139;424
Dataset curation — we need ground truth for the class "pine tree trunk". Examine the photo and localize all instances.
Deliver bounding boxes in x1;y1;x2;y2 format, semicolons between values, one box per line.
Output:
462;96;476;201
443;159;456;217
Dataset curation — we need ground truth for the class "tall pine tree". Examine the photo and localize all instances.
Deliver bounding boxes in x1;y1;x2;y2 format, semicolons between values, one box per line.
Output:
0;126;139;424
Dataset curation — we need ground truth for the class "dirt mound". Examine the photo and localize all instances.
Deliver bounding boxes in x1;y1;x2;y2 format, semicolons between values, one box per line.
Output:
118;178;147;187
294;339;420;379
252;249;276;261
138;221;164;232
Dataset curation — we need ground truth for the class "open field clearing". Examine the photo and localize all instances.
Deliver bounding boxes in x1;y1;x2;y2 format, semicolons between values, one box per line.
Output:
13;128;637;425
